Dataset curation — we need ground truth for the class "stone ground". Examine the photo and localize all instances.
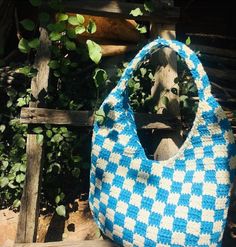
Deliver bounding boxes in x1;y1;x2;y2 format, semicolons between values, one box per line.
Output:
0;200;101;247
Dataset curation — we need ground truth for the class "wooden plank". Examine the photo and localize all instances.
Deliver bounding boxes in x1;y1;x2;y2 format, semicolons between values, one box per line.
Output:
14;240;118;247
190;44;236;58
20;107;181;130
205;67;236;82
15;28;50;243
60;0;179;23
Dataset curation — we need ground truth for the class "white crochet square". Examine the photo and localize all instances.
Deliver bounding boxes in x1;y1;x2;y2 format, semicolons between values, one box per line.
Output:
136;171;149;184
197;234;211;245
213;221;223;232
109;153;121;164
103;173;115;184
152;163;163;177
173;171;185;182
119;134;131;146
107;110;121;121
113;123;125;133
171;232;186;245
182;182;192;194
159;178;172;191
193;171;205;183
167;192;180;205
144;185;158;198
216;170;230;184
130;193;142;208
98;212;106;225
146;225;158;241
113;224;124;238
202;182;217;196
110;186;121;199
116;166;128;178
98;127;109;137
202;209;215;222
130;158;142;171
124;217;136;231
123;178;135;192
97;158;108;169
194;147;204;159
133;234;145;246
215;197;228;210
213;145;227;158
186;220;201;235
116;201;129;215
124;146;137;156
107;208;115;222
103;139;115;151
186;159;197;170
175;206;189;220
100;192;109;206
92;144;101;156
137;209;150;224
160;216;174;231
152;201;165;215
189;195;202;210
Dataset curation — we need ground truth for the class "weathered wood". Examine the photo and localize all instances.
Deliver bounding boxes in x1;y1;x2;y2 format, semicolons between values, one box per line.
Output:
20;107;181;130
150;0;183;161
15;28;50;243
199;53;236;67
190;44;236;58
205;67;236;82
14;240;118;247
60;0;179;23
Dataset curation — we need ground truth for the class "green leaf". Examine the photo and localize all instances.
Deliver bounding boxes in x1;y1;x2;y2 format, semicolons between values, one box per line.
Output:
86;40;102;64
13;199;21;208
20;19;35;31
136;25;147;34
47;162;61;174
51;134;63;143
67;28;77;39
95;109;106;125
47;23;66;32
57;13;68;22
18;38;30;53
0;177;9;188
93;69;108;88
49;32;62;41
72;167;80;178
16;98;26;107
46;130;53;138
36;134;44;144
161;96;169;107
29;0;42;7
56;205;66;217
87;20;96;34
48;60;60;69
130;8;143;17
28;38;40;49
186;37;191;46
68;15;84;26
144;1;155;13
0;124;6;133
75;25;85;35
65;40;76;51
33;127;43;134
16;173;25;183
55;195;61;204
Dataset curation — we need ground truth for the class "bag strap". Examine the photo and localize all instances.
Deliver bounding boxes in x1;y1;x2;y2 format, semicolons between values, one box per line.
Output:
115;38;211;102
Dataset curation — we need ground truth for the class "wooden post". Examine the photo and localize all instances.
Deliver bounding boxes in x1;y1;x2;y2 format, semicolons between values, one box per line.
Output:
15;28;50;243
150;0;183;160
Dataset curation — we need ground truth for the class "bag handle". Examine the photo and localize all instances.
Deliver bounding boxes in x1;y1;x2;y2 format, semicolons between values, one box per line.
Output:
114;38;211;103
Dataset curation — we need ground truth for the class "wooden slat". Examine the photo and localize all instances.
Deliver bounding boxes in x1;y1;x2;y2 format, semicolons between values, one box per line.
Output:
60;0;179;23
20;107;181;130
15;28;50;243
14;240;118;247
190;44;236;58
205;67;236;82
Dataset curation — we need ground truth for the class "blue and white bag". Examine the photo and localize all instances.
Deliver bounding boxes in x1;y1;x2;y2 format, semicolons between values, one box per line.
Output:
89;38;236;246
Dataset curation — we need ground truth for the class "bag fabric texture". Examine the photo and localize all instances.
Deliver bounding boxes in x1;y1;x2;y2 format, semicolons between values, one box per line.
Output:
89;38;236;247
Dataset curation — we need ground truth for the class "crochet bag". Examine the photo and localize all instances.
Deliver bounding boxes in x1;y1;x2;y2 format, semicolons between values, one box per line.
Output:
89;38;236;247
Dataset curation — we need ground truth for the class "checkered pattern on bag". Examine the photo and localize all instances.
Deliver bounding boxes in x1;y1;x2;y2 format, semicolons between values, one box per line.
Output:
89;38;236;247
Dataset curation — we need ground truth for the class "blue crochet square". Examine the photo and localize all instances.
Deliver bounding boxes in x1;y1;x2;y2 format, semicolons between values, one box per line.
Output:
164;204;176;216
133;182;145;195
127;205;139;219
105;218;113;232
156;188;168;202
149;212;161;226
106;162;118;174
188;208;201;222
178;194;190;206
141;196;154;210
192;183;203;196
114;212;125;227
134;221;147;236
201;221;213;234
120;189;131;202
173;218;187;232
202;195;215;209
162;167;173;179
158;228;172;244
171;181;182;193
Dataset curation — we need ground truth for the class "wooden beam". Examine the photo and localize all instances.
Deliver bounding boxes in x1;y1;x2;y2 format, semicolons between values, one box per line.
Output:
190;44;236;59
60;0;179;23
15;28;50;243
20;107;181;130
14;240;118;247
205;67;236;82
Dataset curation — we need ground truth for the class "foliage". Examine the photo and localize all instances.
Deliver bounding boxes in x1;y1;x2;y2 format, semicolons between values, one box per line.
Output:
0;0;197;217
